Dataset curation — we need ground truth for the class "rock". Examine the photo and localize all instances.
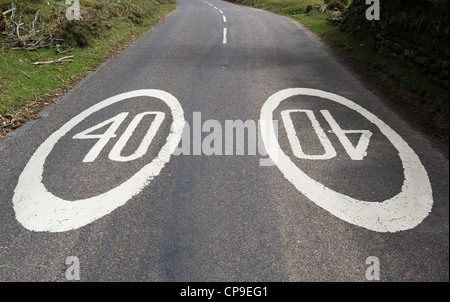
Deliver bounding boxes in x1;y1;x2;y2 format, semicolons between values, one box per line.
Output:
378;46;391;57
415;56;430;67
329;8;343;22
403;48;417;59
392;43;404;54
418;45;431;56
383;39;393;49
438;69;449;80
434;58;443;67
429;63;441;74
319;5;327;13
311;5;320;12
434;77;449;88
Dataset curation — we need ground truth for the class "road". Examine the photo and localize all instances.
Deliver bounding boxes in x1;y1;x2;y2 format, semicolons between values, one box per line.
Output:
0;0;448;282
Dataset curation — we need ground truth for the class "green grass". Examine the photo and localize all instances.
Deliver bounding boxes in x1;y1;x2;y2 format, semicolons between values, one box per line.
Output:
0;0;176;116
0;25;140;114
228;0;317;14
226;0;449;116
291;10;449;113
1;0;448;131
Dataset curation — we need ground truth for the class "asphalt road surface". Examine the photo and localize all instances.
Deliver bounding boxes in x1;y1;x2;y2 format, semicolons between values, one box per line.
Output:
0;0;448;282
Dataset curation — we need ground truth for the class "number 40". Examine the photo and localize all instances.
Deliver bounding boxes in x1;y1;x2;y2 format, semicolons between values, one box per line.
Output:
281;109;373;161
73;111;165;162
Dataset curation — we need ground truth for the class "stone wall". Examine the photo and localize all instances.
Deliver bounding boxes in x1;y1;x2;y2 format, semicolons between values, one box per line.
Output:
340;0;449;89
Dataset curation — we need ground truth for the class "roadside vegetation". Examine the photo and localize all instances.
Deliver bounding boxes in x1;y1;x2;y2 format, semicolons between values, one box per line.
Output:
1;0;448;146
0;0;176;138
227;0;449;146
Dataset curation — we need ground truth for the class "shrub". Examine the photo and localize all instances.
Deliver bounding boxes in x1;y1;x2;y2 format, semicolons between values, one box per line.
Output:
0;12;6;34
282;5;304;15
327;0;347;11
305;5;311;13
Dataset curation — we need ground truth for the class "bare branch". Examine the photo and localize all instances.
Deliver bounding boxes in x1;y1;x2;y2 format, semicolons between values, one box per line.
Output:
32;56;74;65
56;44;74;54
1;2;66;50
31;10;40;30
18;70;31;79
2;8;16;15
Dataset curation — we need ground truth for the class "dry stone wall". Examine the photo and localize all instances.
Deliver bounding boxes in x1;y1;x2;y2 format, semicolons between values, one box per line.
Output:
340;0;449;89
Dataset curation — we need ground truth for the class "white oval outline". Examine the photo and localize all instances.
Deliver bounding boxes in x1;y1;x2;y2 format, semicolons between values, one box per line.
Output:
13;89;185;232
260;88;433;232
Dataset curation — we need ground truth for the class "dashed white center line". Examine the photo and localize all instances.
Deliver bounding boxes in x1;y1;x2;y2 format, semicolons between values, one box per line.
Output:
223;28;227;44
203;1;228;45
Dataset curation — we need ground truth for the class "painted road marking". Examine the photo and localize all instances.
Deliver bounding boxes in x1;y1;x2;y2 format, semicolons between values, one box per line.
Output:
202;1;227;44
109;112;165;162
321;110;372;160
223;28;227;44
73;111;166;162
260;88;433;232
281;109;336;160
281;109;372;160
13;90;185;232
72;112;129;163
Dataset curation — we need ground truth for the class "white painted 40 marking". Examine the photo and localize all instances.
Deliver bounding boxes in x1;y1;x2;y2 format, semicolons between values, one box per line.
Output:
13;90;184;232
261;88;433;233
73;111;165;162
281;109;372;160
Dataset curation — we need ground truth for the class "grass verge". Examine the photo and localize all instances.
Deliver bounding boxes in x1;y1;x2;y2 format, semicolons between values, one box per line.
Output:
0;0;176;138
226;0;449;154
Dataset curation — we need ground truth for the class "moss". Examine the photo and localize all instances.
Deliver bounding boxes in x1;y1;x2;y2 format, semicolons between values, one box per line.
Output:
0;12;6;34
327;0;347;11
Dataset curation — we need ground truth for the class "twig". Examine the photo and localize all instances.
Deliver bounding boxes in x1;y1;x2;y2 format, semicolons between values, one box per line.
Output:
31;10;40;30
18;70;30;79
1;3;60;51
32;56;74;65
1;122;13;129
15;112;30;120
2;8;16;15
56;45;74;54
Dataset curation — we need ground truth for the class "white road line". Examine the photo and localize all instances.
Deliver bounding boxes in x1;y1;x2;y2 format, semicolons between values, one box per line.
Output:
281;110;336;160
13;90;185;232
223;27;227;44
202;1;227;44
260;88;433;233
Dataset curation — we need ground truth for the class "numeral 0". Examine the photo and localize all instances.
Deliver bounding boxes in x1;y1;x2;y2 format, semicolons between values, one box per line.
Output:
73;111;165;162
